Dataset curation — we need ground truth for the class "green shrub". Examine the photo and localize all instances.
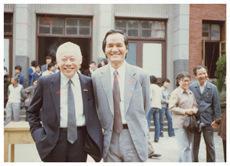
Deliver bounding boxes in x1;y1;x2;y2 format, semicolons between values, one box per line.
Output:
214;54;226;93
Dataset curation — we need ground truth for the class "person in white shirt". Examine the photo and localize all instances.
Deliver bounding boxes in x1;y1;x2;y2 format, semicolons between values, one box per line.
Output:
4;76;23;126
92;29;151;162
27;42;103;162
42;63;54;76
146;75;162;143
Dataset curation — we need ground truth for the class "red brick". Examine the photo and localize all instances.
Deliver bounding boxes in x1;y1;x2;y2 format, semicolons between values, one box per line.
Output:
189;4;226;78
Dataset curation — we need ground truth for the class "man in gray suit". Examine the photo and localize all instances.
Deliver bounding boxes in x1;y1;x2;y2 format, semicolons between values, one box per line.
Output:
189;65;221;162
92;29;151;162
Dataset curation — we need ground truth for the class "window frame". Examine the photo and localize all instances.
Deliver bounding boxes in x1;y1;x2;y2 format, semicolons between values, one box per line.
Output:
115;18;167;40
202;21;223;41
37;15;92;38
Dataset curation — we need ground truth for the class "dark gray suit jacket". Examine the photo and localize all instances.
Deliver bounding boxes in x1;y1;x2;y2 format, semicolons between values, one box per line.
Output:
27;72;103;161
189;81;221;125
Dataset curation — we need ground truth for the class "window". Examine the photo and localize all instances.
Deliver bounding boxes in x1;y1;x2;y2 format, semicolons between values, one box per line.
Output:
202;23;220;41
115;18;167;79
141;21;165;38
116;19;166;39
115;20;139;37
66;18;91;35
38;16;91;36
4;14;13;34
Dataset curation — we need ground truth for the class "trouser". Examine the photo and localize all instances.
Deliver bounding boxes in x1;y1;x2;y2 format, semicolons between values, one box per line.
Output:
4;102;21;126
104;129;142;162
25;106;29;121
175;128;193;162
147;132;155;157
159;107;175;136
192;125;215;162
146;108;160;141
43;127;87;162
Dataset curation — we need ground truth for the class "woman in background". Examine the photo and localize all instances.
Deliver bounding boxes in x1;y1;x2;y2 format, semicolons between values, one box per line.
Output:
169;73;198;162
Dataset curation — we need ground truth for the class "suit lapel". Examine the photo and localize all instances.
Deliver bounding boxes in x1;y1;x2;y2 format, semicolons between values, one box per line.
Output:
194;82;202;96
124;64;138;115
50;72;61;122
200;81;211;100
78;73;89;121
99;66;114;116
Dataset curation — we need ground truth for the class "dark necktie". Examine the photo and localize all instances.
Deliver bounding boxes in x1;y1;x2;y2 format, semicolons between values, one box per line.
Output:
113;70;123;133
67;79;77;144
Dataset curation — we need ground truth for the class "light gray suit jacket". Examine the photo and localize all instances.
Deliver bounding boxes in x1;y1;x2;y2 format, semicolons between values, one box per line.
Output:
91;63;151;161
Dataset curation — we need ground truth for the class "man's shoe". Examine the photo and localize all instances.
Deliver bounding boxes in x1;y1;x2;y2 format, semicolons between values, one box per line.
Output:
149;154;161;158
154;140;158;143
169;134;175;137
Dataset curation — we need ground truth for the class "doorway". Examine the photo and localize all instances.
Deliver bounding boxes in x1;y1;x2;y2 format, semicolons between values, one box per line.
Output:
204;42;219;78
37;37;91;73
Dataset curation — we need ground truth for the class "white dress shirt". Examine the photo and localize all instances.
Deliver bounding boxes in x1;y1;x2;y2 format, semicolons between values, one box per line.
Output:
198;81;207;93
109;61;127;124
60;72;85;127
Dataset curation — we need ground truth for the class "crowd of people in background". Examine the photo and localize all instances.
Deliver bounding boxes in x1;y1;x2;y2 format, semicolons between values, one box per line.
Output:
3;56;109;126
3;41;226;162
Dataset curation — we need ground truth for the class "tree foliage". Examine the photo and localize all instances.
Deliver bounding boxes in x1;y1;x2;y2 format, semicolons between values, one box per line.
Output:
214;54;226;93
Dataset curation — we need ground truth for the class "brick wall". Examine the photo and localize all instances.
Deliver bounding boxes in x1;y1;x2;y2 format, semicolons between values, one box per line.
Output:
189;4;226;78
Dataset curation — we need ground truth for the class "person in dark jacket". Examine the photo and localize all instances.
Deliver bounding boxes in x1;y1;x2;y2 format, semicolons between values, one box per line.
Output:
189;65;221;162
31;65;42;85
211;76;226;162
15;65;25;87
28;60;38;86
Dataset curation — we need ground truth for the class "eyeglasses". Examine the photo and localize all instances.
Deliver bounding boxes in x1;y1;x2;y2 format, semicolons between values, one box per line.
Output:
181;80;191;83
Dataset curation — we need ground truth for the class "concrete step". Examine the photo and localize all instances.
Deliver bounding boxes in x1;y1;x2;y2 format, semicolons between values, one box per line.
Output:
4;108;218;132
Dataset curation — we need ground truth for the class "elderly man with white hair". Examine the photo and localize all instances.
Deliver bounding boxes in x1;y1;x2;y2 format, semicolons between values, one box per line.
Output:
27;42;103;162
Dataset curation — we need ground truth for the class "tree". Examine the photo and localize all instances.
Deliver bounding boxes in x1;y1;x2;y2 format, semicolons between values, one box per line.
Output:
214;54;226;93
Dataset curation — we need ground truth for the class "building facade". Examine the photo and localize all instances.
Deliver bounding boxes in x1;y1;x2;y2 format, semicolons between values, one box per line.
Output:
4;4;226;91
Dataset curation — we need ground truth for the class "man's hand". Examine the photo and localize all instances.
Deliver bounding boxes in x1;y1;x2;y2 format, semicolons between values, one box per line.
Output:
25;99;29;104
211;121;220;129
165;100;169;104
185;109;196;115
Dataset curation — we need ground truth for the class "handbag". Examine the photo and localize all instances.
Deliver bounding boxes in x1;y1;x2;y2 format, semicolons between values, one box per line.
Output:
183;115;203;133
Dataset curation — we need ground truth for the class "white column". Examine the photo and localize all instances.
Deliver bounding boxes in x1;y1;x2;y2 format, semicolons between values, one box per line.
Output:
95;4;114;63
173;4;190;87
14;4;30;79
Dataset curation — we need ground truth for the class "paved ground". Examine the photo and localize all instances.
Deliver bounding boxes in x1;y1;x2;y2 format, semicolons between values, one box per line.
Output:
6;131;224;162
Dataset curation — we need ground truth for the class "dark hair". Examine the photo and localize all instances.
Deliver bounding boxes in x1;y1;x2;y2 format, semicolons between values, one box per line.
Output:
97;64;102;68
12;76;19;82
162;78;170;85
89;61;96;65
36;64;41;70
176;72;191;87
48;63;54;70
33;78;38;83
193;65;208;76
102;29;129;58
53;61;57;65
31;60;38;67
46;56;52;60
101;58;108;65
15;65;22;72
150;75;157;84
